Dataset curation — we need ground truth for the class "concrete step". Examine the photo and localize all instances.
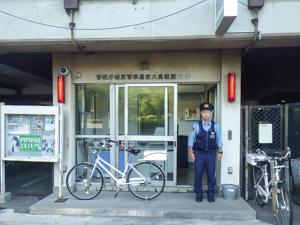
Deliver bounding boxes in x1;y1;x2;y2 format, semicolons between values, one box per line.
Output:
0;209;272;225
30;192;256;220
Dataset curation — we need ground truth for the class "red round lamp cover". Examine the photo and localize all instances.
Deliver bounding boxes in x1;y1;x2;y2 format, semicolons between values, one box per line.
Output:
228;72;236;102
57;75;65;103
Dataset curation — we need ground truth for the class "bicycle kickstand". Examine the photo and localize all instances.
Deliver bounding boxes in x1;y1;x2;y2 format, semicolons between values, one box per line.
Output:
114;188;120;198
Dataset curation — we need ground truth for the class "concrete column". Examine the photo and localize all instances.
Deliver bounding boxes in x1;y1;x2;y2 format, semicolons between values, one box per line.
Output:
220;50;241;186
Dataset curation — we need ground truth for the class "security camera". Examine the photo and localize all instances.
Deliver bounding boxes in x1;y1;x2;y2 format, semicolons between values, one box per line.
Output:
59;66;69;76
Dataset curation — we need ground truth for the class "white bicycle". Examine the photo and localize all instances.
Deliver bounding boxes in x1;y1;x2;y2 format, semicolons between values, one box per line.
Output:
66;138;166;200
247;148;293;225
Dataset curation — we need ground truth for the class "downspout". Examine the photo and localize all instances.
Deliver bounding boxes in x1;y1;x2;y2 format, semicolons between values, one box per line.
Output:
69;10;86;53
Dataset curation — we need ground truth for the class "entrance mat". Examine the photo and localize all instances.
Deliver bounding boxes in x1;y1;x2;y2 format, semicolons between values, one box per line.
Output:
54;197;69;203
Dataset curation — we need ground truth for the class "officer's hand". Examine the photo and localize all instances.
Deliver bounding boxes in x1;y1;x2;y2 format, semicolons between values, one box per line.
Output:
217;153;222;161
192;153;196;163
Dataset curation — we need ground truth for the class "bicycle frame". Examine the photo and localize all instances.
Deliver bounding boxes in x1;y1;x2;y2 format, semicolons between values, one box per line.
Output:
255;164;272;201
90;152;146;187
255;159;287;212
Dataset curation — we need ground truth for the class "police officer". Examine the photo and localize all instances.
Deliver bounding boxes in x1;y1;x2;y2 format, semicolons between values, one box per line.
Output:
188;102;223;202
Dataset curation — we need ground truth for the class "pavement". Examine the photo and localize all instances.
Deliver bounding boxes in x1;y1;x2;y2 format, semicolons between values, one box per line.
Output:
0;191;300;225
0;191;275;225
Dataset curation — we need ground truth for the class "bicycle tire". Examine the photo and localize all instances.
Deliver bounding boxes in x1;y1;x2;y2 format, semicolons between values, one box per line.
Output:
253;166;266;207
127;161;165;200
66;163;104;200
288;158;300;206
274;184;293;225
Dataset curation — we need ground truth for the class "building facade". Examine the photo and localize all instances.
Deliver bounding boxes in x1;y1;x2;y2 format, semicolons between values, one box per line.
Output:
1;0;300;193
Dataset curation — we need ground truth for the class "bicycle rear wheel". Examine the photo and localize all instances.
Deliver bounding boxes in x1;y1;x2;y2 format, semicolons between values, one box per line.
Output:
127;161;165;200
66;163;104;200
274;185;293;225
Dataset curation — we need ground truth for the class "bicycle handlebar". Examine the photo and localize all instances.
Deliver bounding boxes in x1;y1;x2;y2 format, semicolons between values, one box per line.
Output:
256;148;291;162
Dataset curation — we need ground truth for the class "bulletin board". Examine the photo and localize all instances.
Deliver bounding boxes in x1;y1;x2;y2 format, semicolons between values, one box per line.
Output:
1;106;59;162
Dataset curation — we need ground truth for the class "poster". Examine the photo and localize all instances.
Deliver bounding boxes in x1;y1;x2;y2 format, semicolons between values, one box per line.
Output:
45;116;55;131
9;135;20;153
7;116;30;134
32;116;45;131
41;135;55;155
19;134;42;152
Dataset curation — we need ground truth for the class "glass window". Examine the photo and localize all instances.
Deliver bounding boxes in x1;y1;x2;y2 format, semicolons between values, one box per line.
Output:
128;87;165;136
76;84;110;135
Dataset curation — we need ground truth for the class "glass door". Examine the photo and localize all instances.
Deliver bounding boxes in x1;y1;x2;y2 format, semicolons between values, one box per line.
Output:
116;84;177;186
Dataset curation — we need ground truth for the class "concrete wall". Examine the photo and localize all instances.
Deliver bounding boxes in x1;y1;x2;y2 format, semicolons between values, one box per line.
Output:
52;50;241;187
1;0;300;42
220;50;241;186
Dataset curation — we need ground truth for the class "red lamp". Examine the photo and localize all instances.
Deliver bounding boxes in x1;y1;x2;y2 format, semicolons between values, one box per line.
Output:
228;72;236;102
57;75;65;103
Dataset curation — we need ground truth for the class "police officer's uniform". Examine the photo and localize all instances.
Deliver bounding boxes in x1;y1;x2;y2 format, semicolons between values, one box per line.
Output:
188;103;223;202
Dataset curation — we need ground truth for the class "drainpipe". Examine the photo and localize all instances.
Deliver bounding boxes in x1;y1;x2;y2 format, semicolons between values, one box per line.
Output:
64;0;86;53
69;10;86;53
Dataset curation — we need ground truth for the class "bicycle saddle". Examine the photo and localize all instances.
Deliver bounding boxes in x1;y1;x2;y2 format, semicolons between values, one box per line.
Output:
125;148;141;155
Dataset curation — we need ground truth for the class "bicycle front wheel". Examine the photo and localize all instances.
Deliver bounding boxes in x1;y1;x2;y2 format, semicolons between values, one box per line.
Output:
127;161;165;200
66;163;104;200
253;166;266;207
274;185;293;225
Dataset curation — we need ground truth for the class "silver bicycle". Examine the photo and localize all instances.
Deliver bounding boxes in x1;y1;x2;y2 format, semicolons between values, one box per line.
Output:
66;138;166;200
246;148;293;225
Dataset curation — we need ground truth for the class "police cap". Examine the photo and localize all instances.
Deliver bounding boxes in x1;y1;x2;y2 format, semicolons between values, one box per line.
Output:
199;102;214;112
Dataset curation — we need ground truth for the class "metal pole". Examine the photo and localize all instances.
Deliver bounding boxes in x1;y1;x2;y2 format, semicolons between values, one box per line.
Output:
244;105;249;200
284;104;289;189
0;103;5;196
59;103;64;197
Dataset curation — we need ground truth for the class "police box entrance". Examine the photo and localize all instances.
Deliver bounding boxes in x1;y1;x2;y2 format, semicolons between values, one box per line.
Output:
75;83;177;186
115;84;177;186
75;82;219;188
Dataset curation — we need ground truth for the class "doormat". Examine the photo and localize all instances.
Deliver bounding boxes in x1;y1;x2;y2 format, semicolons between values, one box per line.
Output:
54;197;69;203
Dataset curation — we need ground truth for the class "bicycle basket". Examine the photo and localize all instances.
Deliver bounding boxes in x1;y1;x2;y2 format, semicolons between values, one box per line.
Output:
246;153;268;166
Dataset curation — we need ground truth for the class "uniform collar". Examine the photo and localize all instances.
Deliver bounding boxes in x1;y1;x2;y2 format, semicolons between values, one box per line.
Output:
202;120;212;126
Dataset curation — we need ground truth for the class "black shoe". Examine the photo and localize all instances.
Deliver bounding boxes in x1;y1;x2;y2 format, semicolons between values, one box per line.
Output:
195;195;203;202
208;196;215;202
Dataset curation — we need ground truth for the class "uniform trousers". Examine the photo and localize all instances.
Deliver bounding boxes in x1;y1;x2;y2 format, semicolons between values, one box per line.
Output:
194;150;216;197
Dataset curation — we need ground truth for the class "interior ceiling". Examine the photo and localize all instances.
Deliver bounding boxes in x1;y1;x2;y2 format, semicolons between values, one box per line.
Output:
242;47;300;104
0;53;52;99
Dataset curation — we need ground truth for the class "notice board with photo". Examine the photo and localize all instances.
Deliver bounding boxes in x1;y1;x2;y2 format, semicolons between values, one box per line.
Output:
1;106;59;162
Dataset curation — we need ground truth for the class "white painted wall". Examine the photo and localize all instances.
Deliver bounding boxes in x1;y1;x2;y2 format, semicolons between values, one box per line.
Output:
0;0;300;42
220;50;241;186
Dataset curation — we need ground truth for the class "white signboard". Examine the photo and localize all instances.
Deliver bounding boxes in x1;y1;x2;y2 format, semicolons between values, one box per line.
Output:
216;0;237;35
258;123;273;144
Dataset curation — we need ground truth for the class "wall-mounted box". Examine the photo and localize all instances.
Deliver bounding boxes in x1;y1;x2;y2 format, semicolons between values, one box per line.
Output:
248;0;264;9
64;0;79;10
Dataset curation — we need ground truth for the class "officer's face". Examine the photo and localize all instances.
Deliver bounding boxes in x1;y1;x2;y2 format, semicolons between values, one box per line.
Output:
201;110;212;121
